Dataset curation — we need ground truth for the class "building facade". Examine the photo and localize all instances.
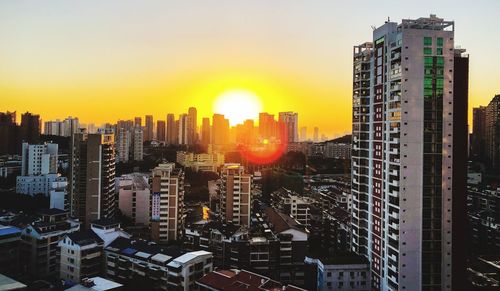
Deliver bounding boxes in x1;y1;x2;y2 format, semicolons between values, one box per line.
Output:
220;163;252;227
351;15;468;290
117;173;151;226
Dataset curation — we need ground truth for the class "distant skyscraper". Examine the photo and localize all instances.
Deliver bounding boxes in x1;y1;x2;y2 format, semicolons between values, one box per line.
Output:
471;106;486;160
131;126;143;161
134;117;142;127
178;114;189;145
187;107;197;145
300;126;307;141
156;120;166;142
20;112;40;144
351;15;468;290
313;127;319;142
485;94;500;170
212;114;229;145
69;133;116;229
150;163;184;242
116;128;130;163
278;112;298;143
166;113;177;145
0;111;18;154
144;115;154;142
259;112;277;140
220;163;252;226
201;117;211;145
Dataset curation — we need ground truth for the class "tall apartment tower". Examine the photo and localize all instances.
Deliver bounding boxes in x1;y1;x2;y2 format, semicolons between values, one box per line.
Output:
116;128;130;163
188;107;197;145
157;120;166;142
471;106;486;160
166;113;177;145
69;133;116;229
485;94;500;170
150;163;185;242
131;126;143;161
278;112;299;143
144;115;154;142
134;117;142;127
20;112;40;144
351;15;468;290
220;163;252;227
212;114;229;145
178;114;189;145
20;142;58;176
201;117;211;145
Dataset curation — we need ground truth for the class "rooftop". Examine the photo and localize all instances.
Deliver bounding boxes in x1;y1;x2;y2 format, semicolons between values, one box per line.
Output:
0;273;27;290
0;225;21;237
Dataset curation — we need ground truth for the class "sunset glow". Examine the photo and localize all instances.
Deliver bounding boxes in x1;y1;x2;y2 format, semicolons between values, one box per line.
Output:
213;90;262;126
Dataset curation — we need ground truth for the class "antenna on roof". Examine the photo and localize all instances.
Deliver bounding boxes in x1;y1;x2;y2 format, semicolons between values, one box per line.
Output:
371;25;376;30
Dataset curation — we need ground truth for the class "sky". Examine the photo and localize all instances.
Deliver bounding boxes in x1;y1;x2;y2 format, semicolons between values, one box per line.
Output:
1;0;499;138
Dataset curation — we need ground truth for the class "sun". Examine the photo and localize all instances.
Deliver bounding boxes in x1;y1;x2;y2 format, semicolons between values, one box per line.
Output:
213;90;263;126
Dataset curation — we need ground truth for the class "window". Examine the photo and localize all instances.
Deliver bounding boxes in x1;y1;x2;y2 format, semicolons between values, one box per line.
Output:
424;47;432;55
437;37;444;46
424;57;433;66
424;37;432;46
437;48;443;55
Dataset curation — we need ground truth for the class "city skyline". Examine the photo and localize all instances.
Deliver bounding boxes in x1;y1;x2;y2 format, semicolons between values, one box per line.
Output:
1;0;499;137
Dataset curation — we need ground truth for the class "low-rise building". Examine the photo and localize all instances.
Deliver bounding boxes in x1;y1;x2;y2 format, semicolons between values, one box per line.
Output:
117;173;150;226
0;225;22;278
104;237;213;290
176;151;225;172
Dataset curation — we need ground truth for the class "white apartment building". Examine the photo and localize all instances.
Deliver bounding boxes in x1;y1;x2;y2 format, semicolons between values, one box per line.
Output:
220;163;252;227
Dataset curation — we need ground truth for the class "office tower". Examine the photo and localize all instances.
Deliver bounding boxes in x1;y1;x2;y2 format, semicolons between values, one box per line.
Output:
144;115;154;142
278;112;298;143
259;112;277;140
69;133;116;229
166;113;177;144
212;114;230;145
351;15;468;290
134;116;142;127
16;142;64;197
20;112;40;144
188;107;197;145
156;120;166;142
471;106;486;160
131;126;143;161
178;114;189;145
201;117;211;145
150;163;185;242
116;128;130;162
485;95;500;170
220;163;252;226
300;126;307;141
313;127;319;142
117;173;150;226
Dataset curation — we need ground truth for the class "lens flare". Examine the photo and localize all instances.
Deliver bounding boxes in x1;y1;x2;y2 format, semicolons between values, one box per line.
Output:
239;122;288;164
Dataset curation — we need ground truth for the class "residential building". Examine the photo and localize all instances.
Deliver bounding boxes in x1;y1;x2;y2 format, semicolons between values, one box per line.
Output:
259;112;277;141
313;127;319;142
144;115;154;142
156;120;166;142
467;186;500;254
220;163;252;227
69;133;116;229
66;277;123;291
20;112;40;144
131;126;143;161
212;114;229;145
178;114;189;145
485;94;500;170
43;117;80;137
166;113;177;144
271;188;312;227
324;141;351;159
0;111;19;155
0;274;27;290
115;128;130;163
0;225;22;278
471;106;486;160
50;177;69;210
351;15;468;290
279;112;299;143
188;107;197;145
196;269;306;291
300;126;307;142
150;163;185;243
304;254;370;291
104;237;213;291
134;117;142;127
20;209;80;279
176;151;225;172
117;173;150;226
201;117;211;145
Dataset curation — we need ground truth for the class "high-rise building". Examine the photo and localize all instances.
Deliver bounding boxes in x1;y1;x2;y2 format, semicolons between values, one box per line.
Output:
300;126;307;141
0;111;19;154
485;95;500;170
69;133;116;229
178;114;189;145
156;120;166;142
115;128;130;163
201;117;211;145
117;173;151;226
313;127;319;142
150;163;185;242
144;115;154;142
259;112;277;140
188;107;197;145
471;106;486;160
20;112;40;144
134;116;142;127
131;126;143;161
220;163;252;226
351;15;468;290
212;114;229;145
166;113;177;145
278;112;298;143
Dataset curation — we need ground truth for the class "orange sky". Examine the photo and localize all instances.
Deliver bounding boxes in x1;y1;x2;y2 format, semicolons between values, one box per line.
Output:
1;1;499;138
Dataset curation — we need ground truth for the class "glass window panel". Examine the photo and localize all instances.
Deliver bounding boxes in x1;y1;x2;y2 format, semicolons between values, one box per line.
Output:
424;37;433;46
